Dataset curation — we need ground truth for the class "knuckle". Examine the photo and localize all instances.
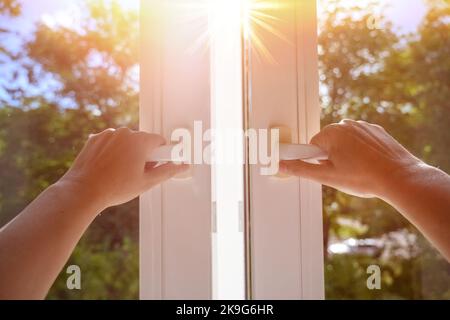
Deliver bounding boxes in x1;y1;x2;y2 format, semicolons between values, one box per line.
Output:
321;123;340;135
311;130;330;146
117;127;132;135
340;118;355;125
115;128;135;141
89;128;115;139
316;122;350;145
356;120;369;127
372;123;385;131
101;128;116;137
310;134;322;145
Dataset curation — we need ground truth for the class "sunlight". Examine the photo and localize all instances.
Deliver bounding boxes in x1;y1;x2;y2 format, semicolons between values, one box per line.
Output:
165;0;290;63
212;0;288;63
40;0;139;29
209;0;246;300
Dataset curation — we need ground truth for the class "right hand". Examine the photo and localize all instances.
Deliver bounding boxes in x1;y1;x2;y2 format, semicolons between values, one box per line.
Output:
279;120;423;199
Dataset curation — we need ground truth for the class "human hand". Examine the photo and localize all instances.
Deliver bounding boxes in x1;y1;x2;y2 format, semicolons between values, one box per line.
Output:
279;120;423;199
59;128;189;210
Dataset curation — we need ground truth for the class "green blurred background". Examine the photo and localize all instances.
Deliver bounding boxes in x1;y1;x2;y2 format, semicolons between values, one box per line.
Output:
0;0;448;299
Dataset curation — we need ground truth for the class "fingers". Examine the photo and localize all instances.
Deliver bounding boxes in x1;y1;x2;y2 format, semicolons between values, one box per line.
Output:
279;160;333;183
310;123;345;149
88;128;166;151
89;128;116;139
145;162;159;169
135;131;166;152
143;163;190;190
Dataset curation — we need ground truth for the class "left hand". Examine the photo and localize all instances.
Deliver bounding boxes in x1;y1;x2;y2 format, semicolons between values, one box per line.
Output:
60;127;189;210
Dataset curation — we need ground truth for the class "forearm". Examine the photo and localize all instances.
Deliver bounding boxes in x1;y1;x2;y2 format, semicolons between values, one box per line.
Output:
0;181;102;299
382;164;450;261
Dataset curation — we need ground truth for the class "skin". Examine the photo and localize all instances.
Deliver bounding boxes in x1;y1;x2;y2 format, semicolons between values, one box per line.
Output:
279;119;450;262
0;128;189;300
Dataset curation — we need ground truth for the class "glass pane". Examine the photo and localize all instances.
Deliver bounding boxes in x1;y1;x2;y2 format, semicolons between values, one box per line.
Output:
318;0;450;299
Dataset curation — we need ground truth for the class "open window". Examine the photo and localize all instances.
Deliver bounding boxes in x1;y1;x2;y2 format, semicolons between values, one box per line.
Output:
140;0;324;299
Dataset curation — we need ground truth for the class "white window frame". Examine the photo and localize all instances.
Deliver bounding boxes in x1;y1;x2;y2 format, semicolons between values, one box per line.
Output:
140;0;213;299
140;0;324;300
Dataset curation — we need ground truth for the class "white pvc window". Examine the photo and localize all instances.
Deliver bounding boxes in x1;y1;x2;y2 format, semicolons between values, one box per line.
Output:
140;0;323;300
246;0;324;299
140;0;213;299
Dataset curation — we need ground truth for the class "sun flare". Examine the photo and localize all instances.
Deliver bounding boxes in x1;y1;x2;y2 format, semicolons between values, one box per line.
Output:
175;0;288;63
210;0;288;63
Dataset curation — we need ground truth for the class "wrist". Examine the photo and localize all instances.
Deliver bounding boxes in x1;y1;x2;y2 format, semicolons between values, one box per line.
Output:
378;161;432;203
53;178;107;214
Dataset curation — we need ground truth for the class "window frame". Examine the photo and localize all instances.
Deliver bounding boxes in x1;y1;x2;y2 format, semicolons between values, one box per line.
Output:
140;0;324;300
140;0;213;299
245;0;324;299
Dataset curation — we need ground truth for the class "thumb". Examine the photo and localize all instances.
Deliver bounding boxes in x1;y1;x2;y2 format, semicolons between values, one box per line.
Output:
279;160;332;183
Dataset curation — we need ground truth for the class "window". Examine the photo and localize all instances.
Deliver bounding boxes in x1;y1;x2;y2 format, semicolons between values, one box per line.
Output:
140;0;213;299
140;0;324;299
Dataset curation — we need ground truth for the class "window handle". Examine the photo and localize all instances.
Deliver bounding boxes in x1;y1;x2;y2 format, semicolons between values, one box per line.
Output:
149;143;328;163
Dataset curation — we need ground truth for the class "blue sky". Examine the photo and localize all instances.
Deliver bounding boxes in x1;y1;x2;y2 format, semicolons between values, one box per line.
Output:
1;0;427;38
0;0;427;54
0;0;429;106
317;0;427;34
0;0;139;53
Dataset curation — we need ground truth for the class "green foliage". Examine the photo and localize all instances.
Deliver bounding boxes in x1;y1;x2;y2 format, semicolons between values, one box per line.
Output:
26;0;139;126
320;0;450;299
0;0;139;299
47;236;138;300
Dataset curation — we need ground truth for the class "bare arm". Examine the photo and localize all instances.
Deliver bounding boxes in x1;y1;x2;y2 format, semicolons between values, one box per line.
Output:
0;128;188;299
280;119;450;261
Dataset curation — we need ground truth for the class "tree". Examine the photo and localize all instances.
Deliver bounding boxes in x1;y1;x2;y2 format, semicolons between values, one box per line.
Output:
319;0;450;299
0;0;21;104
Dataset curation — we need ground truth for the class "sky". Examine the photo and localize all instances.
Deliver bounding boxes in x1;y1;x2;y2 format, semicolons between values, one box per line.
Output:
0;0;139;104
383;0;427;33
317;0;427;34
0;0;140;53
0;0;427;38
0;0;429;105
0;0;428;54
